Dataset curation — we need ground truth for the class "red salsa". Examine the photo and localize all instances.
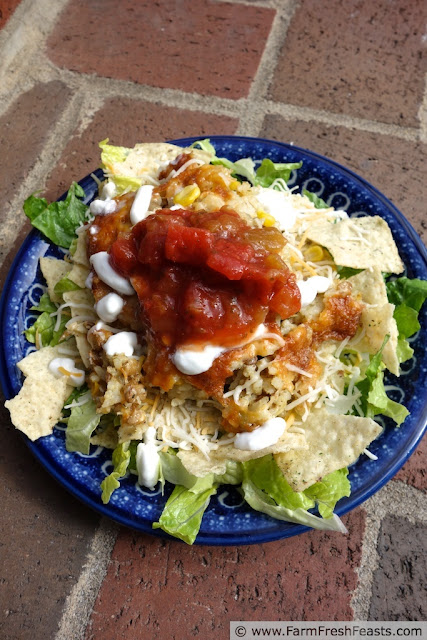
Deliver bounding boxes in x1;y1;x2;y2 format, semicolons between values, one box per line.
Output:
104;205;301;349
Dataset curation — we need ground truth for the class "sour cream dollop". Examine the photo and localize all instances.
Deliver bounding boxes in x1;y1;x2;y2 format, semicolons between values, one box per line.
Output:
130;185;154;225
103;331;138;357
234;417;287;451
90;199;117;216
136;427;160;489
48;357;85;387
90;251;134;296
297;275;331;307
256;188;297;230
95;293;124;323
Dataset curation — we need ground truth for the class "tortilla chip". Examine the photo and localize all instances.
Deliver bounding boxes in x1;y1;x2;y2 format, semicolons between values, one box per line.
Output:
178;431;307;477
68;263;90;288
306;216;404;274
40;257;72;303
63;290;96;367
274;410;382;492
72;228;89;267
348;267;399;375
5;346;73;441
91;424;119;450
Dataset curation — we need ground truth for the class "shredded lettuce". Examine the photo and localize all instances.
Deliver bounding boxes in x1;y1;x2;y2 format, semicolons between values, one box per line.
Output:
65;399;101;455
53;275;81;295
160;450;215;493
386;276;427;365
302;189;329;209
100;442;131;504
99;139;142;194
24;293;67;347
24;183;88;248
304;469;351;519
356;336;409;426
336;266;363;279
153;484;217;544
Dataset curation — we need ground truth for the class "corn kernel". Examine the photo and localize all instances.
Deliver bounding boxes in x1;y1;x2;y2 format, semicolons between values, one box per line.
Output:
229;180;240;191
304;245;324;262
174;184;201;206
257;210;276;227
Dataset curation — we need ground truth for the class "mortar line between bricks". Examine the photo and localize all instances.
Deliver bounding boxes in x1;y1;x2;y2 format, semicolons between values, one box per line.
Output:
33;62;420;144
238;0;299;136
417;72;427;143
0;0;68;96
54;518;119;640
351;482;427;620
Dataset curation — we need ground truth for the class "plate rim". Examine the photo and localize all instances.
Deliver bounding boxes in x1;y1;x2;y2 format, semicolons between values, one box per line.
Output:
1;134;426;546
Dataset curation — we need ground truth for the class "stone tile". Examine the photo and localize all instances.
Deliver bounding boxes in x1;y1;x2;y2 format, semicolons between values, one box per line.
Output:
85;509;365;639
0;0;21;29
261;115;427;245
0;81;72;209
46;0;275;99
369;515;426;620
269;0;426;127
0;399;99;640
395;435;426;492
43;97;238;201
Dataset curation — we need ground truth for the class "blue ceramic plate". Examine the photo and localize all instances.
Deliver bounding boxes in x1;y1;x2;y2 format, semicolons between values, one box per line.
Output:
1;136;426;545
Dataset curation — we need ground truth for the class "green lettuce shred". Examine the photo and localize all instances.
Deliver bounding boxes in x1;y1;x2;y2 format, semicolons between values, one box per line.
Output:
100;442;131;504
302;189;329;209
153;484;217;545
24;293;67;347
24;182;88;249
386;276;427;365
65;399;101;455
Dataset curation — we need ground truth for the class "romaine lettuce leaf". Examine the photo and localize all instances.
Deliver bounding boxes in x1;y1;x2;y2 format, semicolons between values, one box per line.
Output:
159;450;215;493
356;336;409;426
24;182;88;249
65;399;101;454
53;275;81;295
153;484;217;544
24;293;67;347
304;469;351;519
100;442;131;504
255;159;302;188
241;476;347;533
386;276;427;364
302;189;329;209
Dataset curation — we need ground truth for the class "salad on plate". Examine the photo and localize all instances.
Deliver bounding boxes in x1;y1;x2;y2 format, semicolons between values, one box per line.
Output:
5;138;427;544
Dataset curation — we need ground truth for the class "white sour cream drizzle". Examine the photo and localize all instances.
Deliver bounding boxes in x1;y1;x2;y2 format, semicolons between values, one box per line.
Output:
256;188;297;230
48;357;86;387
101;181;117;200
103;331;138;357
95;292;124;323
90;251;134;296
297;275;331;307
90;199;117;216
130;185;154;225
171;323;282;376
234;417;286;451
136;427;161;489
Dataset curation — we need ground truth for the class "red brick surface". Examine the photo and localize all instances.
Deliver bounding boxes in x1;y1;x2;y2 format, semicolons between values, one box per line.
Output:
85;510;365;639
395;436;427;492
269;0;426;127
44;97;238;201
46;0;275;99
0;81;72;208
261;116;427;245
0;0;21;29
0;404;99;640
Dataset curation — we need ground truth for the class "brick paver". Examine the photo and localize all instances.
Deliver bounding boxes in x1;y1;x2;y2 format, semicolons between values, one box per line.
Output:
0;81;72;209
85;510;365;639
0;404;99;640
369;516;426;620
46;0;275;99
44;97;238;201
269;0;426;127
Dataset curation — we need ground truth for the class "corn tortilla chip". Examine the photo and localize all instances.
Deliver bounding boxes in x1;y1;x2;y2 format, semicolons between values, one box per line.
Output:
178;430;307;477
5;346;73;441
274;410;382;492
306;216;404;274
68;262;90;288
40;257;72;303
348;267;399;375
72;228;89;267
63;290;97;367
